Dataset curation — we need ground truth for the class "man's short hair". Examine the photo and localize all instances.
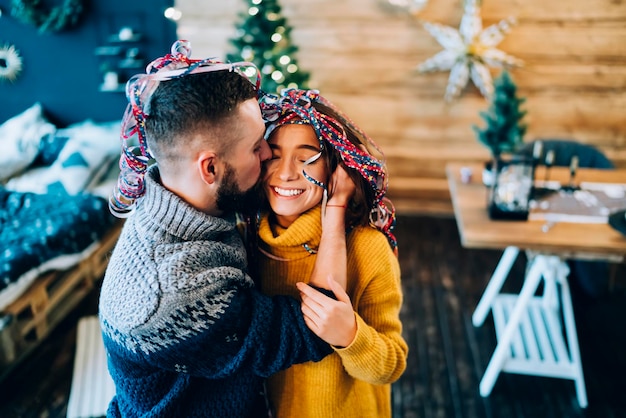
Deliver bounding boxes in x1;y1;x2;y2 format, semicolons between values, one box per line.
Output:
145;70;257;162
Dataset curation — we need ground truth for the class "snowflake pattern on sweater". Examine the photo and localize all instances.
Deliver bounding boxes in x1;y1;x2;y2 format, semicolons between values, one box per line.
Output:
99;167;331;417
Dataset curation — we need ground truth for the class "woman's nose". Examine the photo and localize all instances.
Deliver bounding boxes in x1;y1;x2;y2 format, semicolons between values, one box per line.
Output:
277;157;298;181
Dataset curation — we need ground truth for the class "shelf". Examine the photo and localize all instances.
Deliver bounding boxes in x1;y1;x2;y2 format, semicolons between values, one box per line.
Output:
107;34;142;43
94;46;123;56
99;85;125;93
117;59;143;69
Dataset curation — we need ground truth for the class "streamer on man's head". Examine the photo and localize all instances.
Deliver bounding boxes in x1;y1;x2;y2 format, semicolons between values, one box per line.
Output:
259;88;397;253
108;40;261;218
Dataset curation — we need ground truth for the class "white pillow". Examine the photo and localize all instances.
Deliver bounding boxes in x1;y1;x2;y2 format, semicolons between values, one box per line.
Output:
5;119;122;195
0;103;56;181
56;119;121;157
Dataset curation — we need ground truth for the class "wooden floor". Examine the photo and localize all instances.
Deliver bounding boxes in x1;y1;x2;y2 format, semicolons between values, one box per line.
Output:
392;215;626;418
0;214;625;418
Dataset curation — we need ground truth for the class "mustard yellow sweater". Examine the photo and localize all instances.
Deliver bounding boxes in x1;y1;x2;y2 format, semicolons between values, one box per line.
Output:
257;205;408;418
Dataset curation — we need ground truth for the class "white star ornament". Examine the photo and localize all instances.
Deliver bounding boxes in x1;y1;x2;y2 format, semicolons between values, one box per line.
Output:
417;0;523;102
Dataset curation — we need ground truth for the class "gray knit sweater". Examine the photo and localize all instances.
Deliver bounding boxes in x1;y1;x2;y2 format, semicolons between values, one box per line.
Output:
99;167;331;417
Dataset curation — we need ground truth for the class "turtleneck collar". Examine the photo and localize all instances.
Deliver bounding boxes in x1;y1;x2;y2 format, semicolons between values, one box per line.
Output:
136;166;236;241
257;205;322;259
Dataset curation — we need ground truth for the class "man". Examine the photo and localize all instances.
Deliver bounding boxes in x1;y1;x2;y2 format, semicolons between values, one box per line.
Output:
99;42;352;417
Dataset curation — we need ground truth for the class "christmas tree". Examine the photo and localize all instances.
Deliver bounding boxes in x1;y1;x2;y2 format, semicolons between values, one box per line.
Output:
227;0;310;94
472;70;527;159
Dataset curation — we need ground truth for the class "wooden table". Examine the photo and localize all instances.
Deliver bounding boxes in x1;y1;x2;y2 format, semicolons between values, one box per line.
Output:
446;162;626;409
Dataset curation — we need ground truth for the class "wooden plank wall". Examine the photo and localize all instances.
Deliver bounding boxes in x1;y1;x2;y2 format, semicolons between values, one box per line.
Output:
175;0;626;214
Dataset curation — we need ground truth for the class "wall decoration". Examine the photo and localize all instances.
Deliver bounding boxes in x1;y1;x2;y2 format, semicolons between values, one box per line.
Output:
0;44;23;82
416;0;522;102
382;0;429;15
10;0;84;33
1;0;177;126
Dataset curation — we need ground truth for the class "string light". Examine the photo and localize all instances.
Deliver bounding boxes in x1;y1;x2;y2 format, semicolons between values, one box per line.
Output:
241;46;253;60
279;55;291;65
248;7;259;16
271;70;284;82
163;7;182;21
271;33;282;42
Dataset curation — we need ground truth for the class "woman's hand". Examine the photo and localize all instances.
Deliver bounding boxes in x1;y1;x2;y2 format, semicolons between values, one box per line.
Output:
296;275;357;348
326;164;356;209
309;165;354;292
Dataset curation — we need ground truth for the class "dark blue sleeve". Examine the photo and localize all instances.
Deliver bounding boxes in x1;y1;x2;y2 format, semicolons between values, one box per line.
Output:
140;284;332;379
242;290;333;378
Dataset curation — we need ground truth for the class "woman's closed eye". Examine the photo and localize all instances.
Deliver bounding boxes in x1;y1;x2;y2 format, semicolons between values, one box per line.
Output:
267;153;319;164
302;151;323;166
299;154;317;164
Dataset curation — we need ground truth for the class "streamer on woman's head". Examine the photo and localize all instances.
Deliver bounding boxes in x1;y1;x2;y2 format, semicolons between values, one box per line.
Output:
108;40;261;218
259;88;397;253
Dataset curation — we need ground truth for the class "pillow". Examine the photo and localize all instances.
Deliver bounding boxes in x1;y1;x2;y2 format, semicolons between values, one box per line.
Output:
5;119;122;195
32;134;70;166
55;119;121;157
3;167;50;194
0;103;56;181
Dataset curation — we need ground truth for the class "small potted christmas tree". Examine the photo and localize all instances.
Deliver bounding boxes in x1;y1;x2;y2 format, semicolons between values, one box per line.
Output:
473;70;527;185
473;71;533;220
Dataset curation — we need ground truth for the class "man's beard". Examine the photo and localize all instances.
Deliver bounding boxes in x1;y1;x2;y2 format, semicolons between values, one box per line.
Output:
215;163;261;214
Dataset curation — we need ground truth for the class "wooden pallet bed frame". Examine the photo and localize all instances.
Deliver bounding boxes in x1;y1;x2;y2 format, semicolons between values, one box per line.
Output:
0;220;123;380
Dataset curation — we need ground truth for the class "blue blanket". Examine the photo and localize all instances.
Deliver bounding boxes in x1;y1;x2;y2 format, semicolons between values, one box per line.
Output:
0;187;116;292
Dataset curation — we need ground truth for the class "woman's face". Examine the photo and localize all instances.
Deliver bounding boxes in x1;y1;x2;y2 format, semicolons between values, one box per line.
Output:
263;124;329;228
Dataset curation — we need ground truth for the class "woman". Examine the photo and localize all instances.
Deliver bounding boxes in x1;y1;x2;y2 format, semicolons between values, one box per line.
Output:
256;89;408;418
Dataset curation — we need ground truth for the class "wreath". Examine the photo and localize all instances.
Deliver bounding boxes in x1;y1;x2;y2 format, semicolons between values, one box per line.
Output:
11;0;84;33
0;44;24;82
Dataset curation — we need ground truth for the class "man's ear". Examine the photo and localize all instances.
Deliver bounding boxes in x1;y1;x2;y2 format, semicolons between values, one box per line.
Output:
198;151;220;185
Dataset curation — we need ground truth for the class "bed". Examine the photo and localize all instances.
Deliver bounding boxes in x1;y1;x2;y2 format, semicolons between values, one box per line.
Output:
0;103;123;375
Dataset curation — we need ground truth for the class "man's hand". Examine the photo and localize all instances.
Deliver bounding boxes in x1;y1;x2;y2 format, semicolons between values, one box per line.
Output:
296;275;357;348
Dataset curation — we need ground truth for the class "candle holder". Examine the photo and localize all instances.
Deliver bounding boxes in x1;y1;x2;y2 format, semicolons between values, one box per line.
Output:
487;156;534;220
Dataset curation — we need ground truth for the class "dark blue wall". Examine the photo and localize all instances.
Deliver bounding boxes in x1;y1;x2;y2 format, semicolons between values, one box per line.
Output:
0;0;177;127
